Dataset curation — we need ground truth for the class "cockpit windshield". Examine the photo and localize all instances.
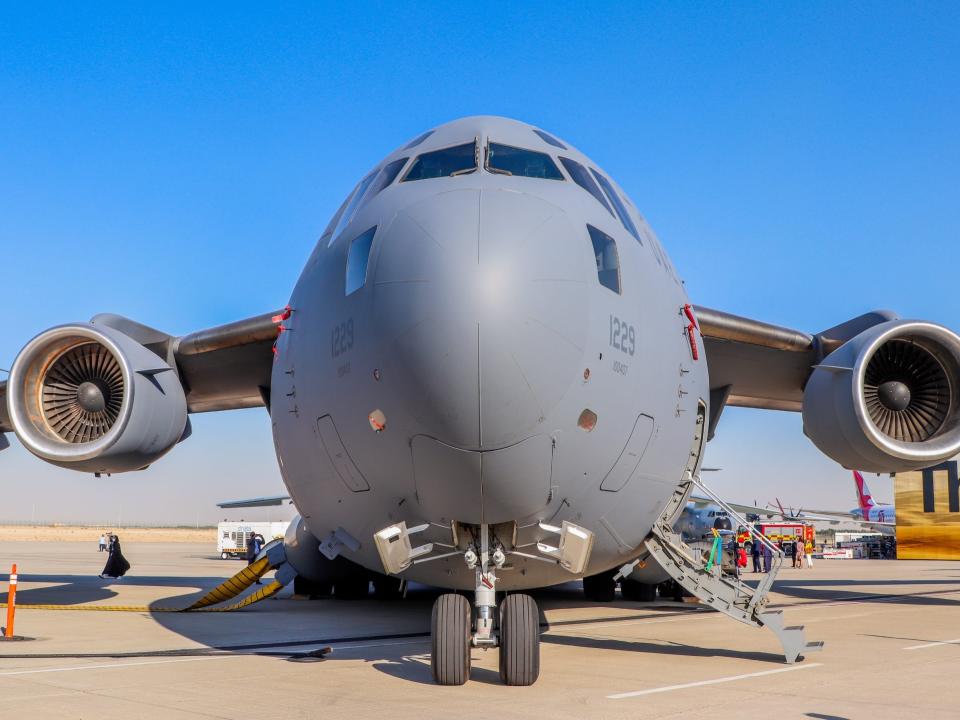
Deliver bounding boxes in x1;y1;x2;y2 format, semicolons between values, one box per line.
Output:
403;141;478;181
485;142;564;179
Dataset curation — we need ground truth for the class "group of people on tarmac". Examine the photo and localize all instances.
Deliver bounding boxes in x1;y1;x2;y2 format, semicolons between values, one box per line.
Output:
96;532;130;579
742;530;814;574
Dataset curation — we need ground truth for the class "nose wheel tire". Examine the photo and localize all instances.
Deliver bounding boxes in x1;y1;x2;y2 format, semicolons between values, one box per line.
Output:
498;593;540;686
620;579;657;602
582;570;617;602
431;593;472;685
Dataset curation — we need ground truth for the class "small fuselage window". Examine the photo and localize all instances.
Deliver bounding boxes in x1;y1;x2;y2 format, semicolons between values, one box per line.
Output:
345;226;377;295
559;157;613;216
403;129;434;150
591;170;642;244
328;170;379;247
403;141;478;181
587;225;621;294
367;157;408;198
532;128;567;149
485;142;564;179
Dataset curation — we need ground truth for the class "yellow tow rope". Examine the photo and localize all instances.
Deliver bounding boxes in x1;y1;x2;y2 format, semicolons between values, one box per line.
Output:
0;556;283;613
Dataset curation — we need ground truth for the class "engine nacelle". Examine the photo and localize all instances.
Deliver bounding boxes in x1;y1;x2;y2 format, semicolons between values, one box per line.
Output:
6;323;187;473
803;320;960;472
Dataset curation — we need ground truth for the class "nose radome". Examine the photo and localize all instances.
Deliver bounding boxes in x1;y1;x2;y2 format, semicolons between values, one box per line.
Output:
374;189;589;449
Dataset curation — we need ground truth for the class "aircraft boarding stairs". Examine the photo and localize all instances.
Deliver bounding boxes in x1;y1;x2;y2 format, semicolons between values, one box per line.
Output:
618;475;823;664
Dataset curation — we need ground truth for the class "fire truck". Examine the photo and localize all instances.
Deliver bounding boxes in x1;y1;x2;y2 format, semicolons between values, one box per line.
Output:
751;522;815;556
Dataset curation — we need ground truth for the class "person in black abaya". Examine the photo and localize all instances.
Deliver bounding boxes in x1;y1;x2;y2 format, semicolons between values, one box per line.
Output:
100;534;131;579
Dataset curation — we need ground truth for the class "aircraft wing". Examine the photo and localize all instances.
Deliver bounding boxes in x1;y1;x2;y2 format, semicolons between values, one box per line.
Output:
217;494;292;509
694;306;898;431
0;309;285;447
167;310;285;412
689;495;781;518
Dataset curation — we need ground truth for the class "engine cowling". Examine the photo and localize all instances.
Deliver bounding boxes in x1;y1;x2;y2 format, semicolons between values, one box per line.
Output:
803;320;960;472
6;323;187;473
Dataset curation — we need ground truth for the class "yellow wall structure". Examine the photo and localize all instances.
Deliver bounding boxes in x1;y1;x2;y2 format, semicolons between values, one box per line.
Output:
895;460;960;560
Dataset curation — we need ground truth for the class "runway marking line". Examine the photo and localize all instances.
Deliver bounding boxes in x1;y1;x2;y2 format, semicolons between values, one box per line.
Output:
903;638;960;651
0;655;238;677
607;662;823;699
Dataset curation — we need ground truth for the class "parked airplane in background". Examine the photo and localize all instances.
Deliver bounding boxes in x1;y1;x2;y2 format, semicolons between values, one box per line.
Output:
2;116;957;685
851;471;896;524
769;471;896;529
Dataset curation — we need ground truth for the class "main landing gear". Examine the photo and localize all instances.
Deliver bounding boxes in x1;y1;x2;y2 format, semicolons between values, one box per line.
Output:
430;523;541;686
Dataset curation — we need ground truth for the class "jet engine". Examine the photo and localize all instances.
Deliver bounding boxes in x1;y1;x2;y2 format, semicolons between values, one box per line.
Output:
5;323;187;473
803;320;960;472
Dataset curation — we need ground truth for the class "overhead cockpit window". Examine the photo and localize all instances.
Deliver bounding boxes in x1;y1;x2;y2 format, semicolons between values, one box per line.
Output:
587;225;621;294
403;130;435;150
591;170;641;244
485;142;564;179
532;129;567;149
328;170;379;247
345;226;377;295
367;157;408;198
402;141;478;181
559;157;613;216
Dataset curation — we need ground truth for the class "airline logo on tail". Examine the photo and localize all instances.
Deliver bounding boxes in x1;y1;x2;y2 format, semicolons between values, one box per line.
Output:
853;471;876;512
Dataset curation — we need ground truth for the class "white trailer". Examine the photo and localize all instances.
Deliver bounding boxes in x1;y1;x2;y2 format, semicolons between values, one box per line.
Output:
217;521;289;559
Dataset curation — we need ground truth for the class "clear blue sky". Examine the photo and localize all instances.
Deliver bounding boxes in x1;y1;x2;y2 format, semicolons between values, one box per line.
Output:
1;4;957;523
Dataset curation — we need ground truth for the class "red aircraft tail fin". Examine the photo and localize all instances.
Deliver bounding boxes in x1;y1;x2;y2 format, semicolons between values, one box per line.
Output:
853;471;875;512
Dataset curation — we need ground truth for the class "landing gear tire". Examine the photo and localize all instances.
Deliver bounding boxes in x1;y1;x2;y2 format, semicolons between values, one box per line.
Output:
498;594;540;686
620;579;657;602
583;570;617;602
293;576;333;598
220;552;228;560
431;593;471;685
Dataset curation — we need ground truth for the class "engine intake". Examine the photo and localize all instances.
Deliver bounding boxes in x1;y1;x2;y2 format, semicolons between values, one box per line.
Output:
803;320;960;472
6;323;187;473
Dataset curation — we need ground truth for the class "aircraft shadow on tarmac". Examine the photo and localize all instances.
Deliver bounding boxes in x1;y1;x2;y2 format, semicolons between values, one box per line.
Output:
0;573;223;607
539;633;784;663
752;577;960;607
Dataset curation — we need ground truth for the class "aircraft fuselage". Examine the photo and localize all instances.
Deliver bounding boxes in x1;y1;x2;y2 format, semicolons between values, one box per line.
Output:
269;117;708;590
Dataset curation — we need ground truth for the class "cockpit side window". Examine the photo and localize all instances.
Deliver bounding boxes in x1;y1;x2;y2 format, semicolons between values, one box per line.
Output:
485;142;564;179
367;157;408;198
587;225;621;294
591;170;642;244
328;170;379;247
532;129;567;149
559;157;613;216
402;141;478;181
403;130;434;150
345;226;377;295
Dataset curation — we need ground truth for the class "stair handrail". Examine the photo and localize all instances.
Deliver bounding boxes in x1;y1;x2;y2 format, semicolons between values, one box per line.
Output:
689;473;786;610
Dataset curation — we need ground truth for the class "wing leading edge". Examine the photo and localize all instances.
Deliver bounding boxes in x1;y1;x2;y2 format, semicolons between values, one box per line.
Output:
695;306;898;437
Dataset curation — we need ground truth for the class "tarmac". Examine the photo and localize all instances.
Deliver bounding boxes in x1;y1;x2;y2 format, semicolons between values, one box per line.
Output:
0;542;958;719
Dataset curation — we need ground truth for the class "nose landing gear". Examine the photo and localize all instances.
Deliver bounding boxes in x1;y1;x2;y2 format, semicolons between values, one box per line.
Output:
429;523;541;686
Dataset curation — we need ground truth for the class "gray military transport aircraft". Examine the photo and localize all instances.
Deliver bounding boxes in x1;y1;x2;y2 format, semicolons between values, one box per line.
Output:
3;116;960;686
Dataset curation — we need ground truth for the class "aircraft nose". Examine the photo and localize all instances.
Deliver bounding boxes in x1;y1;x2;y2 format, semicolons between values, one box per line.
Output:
374;189;589;449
